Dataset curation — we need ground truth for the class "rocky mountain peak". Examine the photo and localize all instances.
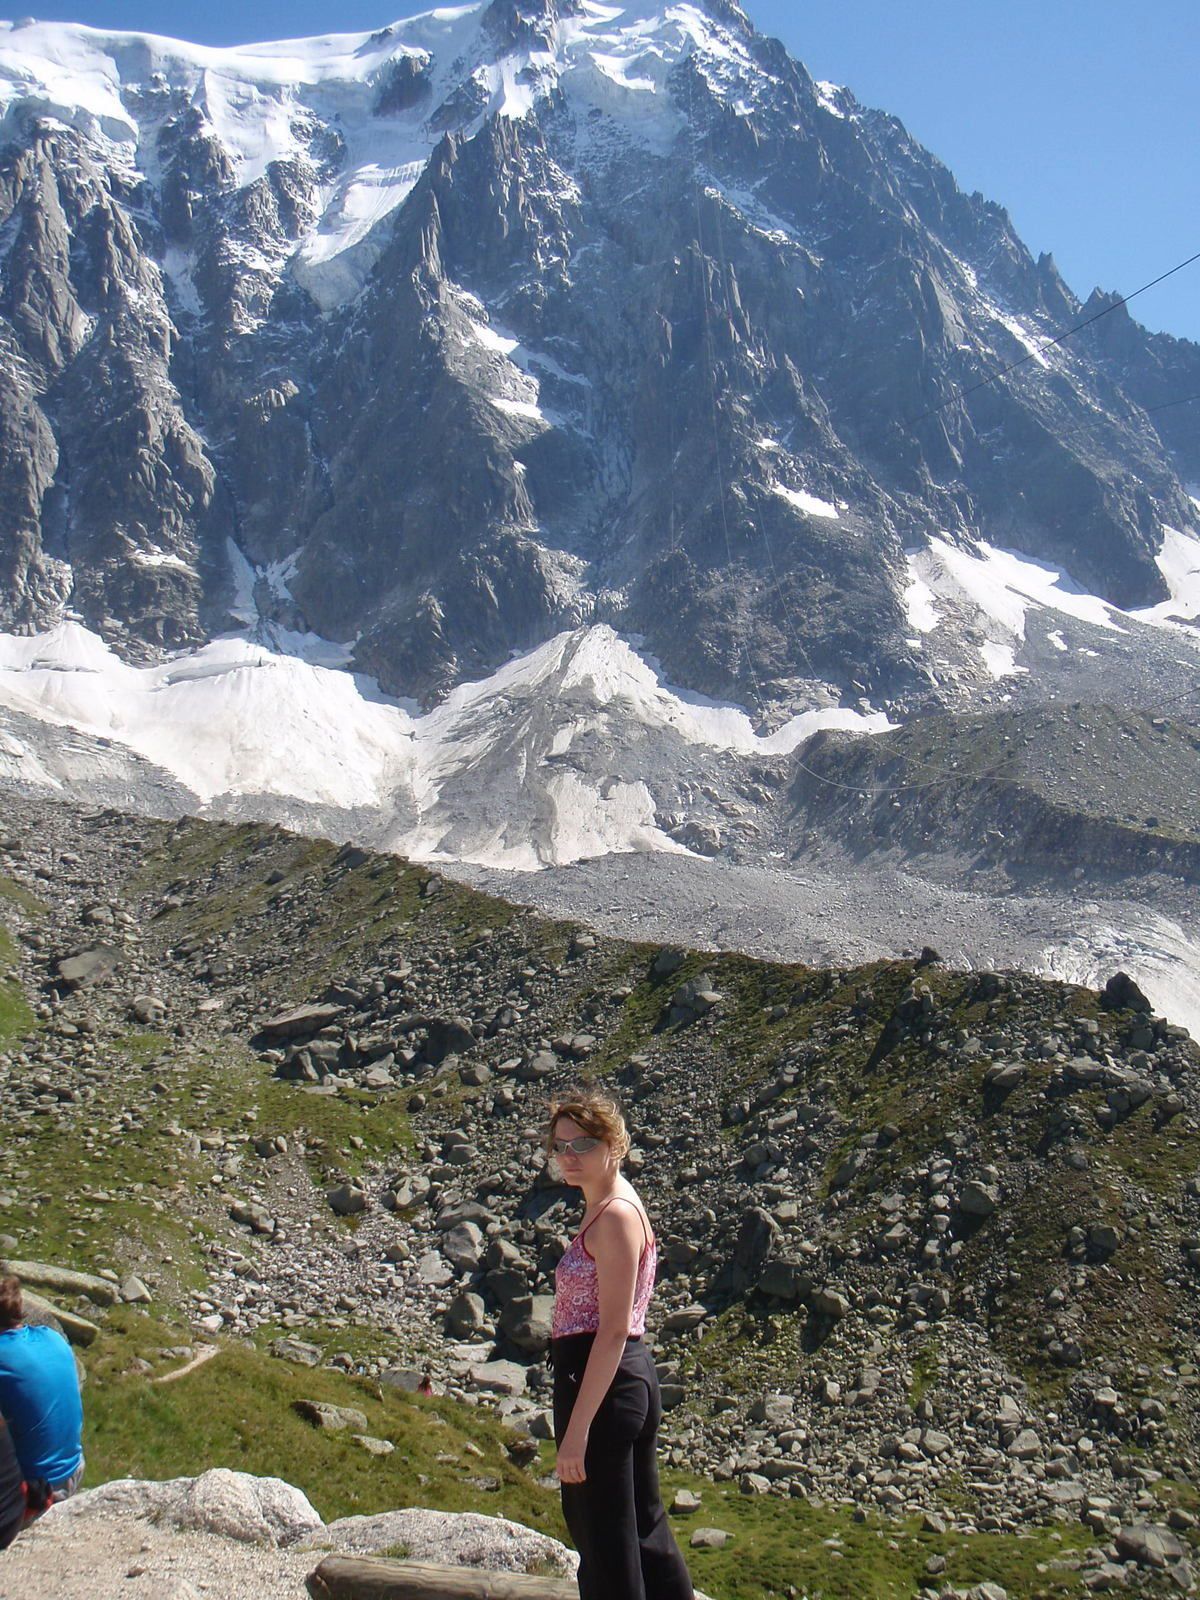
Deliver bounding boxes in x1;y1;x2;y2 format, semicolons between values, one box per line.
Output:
482;0;586;51
0;7;1196;713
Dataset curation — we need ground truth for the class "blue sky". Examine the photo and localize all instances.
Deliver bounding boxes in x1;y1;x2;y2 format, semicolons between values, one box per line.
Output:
9;0;1199;342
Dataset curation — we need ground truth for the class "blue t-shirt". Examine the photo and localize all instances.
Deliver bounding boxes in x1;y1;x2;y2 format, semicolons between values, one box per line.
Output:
0;1326;84;1485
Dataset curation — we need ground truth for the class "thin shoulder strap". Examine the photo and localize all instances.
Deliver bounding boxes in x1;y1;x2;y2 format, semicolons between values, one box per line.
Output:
580;1194;650;1253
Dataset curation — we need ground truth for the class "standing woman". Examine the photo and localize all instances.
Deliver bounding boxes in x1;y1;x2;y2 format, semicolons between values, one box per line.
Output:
547;1088;694;1600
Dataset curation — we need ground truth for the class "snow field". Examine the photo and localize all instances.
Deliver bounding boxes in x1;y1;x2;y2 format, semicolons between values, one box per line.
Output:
0;621;890;870
903;525;1200;679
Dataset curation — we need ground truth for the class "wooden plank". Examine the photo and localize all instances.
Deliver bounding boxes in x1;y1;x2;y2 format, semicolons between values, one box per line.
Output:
305;1555;579;1600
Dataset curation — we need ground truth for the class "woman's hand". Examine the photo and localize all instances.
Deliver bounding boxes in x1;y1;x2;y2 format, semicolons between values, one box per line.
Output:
556;1425;588;1484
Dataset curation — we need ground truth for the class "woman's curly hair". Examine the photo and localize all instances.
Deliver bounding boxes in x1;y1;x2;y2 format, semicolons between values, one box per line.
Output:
544;1085;632;1161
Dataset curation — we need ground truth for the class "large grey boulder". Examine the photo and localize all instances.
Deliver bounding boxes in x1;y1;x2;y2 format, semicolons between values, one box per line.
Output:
499;1293;555;1354
326;1183;369;1216
758;1259;813;1301
1115;1525;1187;1568
720;1206;779;1293
312;1507;578;1576
424;1016;478;1063
958;1180;1000;1218
54;944;121;991
445;1290;488;1338
0;1258;118;1306
48;1469;323;1547
21;1288;100;1346
259;1004;345;1039
468;1360;528;1396
442;1220;485;1273
293;1400;370;1433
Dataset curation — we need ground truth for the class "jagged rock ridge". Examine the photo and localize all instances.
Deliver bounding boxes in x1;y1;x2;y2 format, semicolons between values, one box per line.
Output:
0;1;1197;706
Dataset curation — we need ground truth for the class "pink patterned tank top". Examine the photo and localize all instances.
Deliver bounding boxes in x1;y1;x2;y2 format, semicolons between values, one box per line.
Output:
552;1196;657;1338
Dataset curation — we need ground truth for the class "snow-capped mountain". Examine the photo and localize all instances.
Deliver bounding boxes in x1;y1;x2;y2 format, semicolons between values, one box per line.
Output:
1;2;1198;1033
1;0;1197;710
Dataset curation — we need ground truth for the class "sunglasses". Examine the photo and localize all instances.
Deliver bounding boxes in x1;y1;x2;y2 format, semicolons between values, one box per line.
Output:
552;1136;601;1156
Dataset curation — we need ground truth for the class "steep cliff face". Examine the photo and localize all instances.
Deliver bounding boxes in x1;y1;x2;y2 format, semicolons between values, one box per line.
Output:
0;122;220;650
0;2;1196;706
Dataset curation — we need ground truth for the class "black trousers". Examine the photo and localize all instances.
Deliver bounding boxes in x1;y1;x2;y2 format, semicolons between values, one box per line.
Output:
551;1333;694;1600
0;1421;25;1552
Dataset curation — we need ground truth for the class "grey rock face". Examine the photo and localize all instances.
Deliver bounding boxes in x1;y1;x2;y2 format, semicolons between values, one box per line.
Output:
0;7;1195;712
54;944;121;991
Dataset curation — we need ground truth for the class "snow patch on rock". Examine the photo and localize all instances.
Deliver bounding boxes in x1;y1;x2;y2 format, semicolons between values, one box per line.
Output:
1132;525;1200;628
771;482;840;520
1038;909;1200;1043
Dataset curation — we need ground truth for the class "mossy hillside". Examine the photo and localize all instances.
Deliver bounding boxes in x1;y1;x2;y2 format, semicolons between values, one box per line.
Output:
907;1337;941;1407
5;803;1200;1594
83;1304;565;1533
791;705;1200;899
0;874;48;917
610;954;1200;1405
0;1024;413;1288
0;923;35;1043
798;704;1200;846
133;818;525;1009
11;809;1197;1411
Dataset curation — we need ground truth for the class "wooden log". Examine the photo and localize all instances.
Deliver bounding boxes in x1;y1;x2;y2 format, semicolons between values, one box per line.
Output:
305;1555;579;1600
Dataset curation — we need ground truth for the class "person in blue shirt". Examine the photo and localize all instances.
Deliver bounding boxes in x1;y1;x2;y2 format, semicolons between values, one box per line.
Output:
0;1277;84;1500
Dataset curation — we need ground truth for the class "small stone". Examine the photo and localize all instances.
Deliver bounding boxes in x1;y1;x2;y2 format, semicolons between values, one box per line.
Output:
351;1434;395;1456
690;1527;732;1549
293;1400;369;1432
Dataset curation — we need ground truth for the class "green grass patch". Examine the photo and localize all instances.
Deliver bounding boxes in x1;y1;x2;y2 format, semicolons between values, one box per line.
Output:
0;923;35;1044
83;1308;564;1534
0;1032;412;1283
908;1337;940;1407
113;1031;173;1065
644;1471;1097;1600
0;875;47;916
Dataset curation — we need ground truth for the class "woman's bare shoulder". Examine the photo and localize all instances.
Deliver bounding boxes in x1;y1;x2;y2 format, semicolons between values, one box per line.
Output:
590;1192;651;1244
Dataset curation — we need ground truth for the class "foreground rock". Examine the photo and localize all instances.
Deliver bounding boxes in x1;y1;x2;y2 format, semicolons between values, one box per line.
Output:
7;1469;724;1600
2;1471;598;1600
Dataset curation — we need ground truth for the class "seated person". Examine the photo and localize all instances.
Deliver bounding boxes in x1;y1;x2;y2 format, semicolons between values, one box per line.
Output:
0;1277;84;1502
